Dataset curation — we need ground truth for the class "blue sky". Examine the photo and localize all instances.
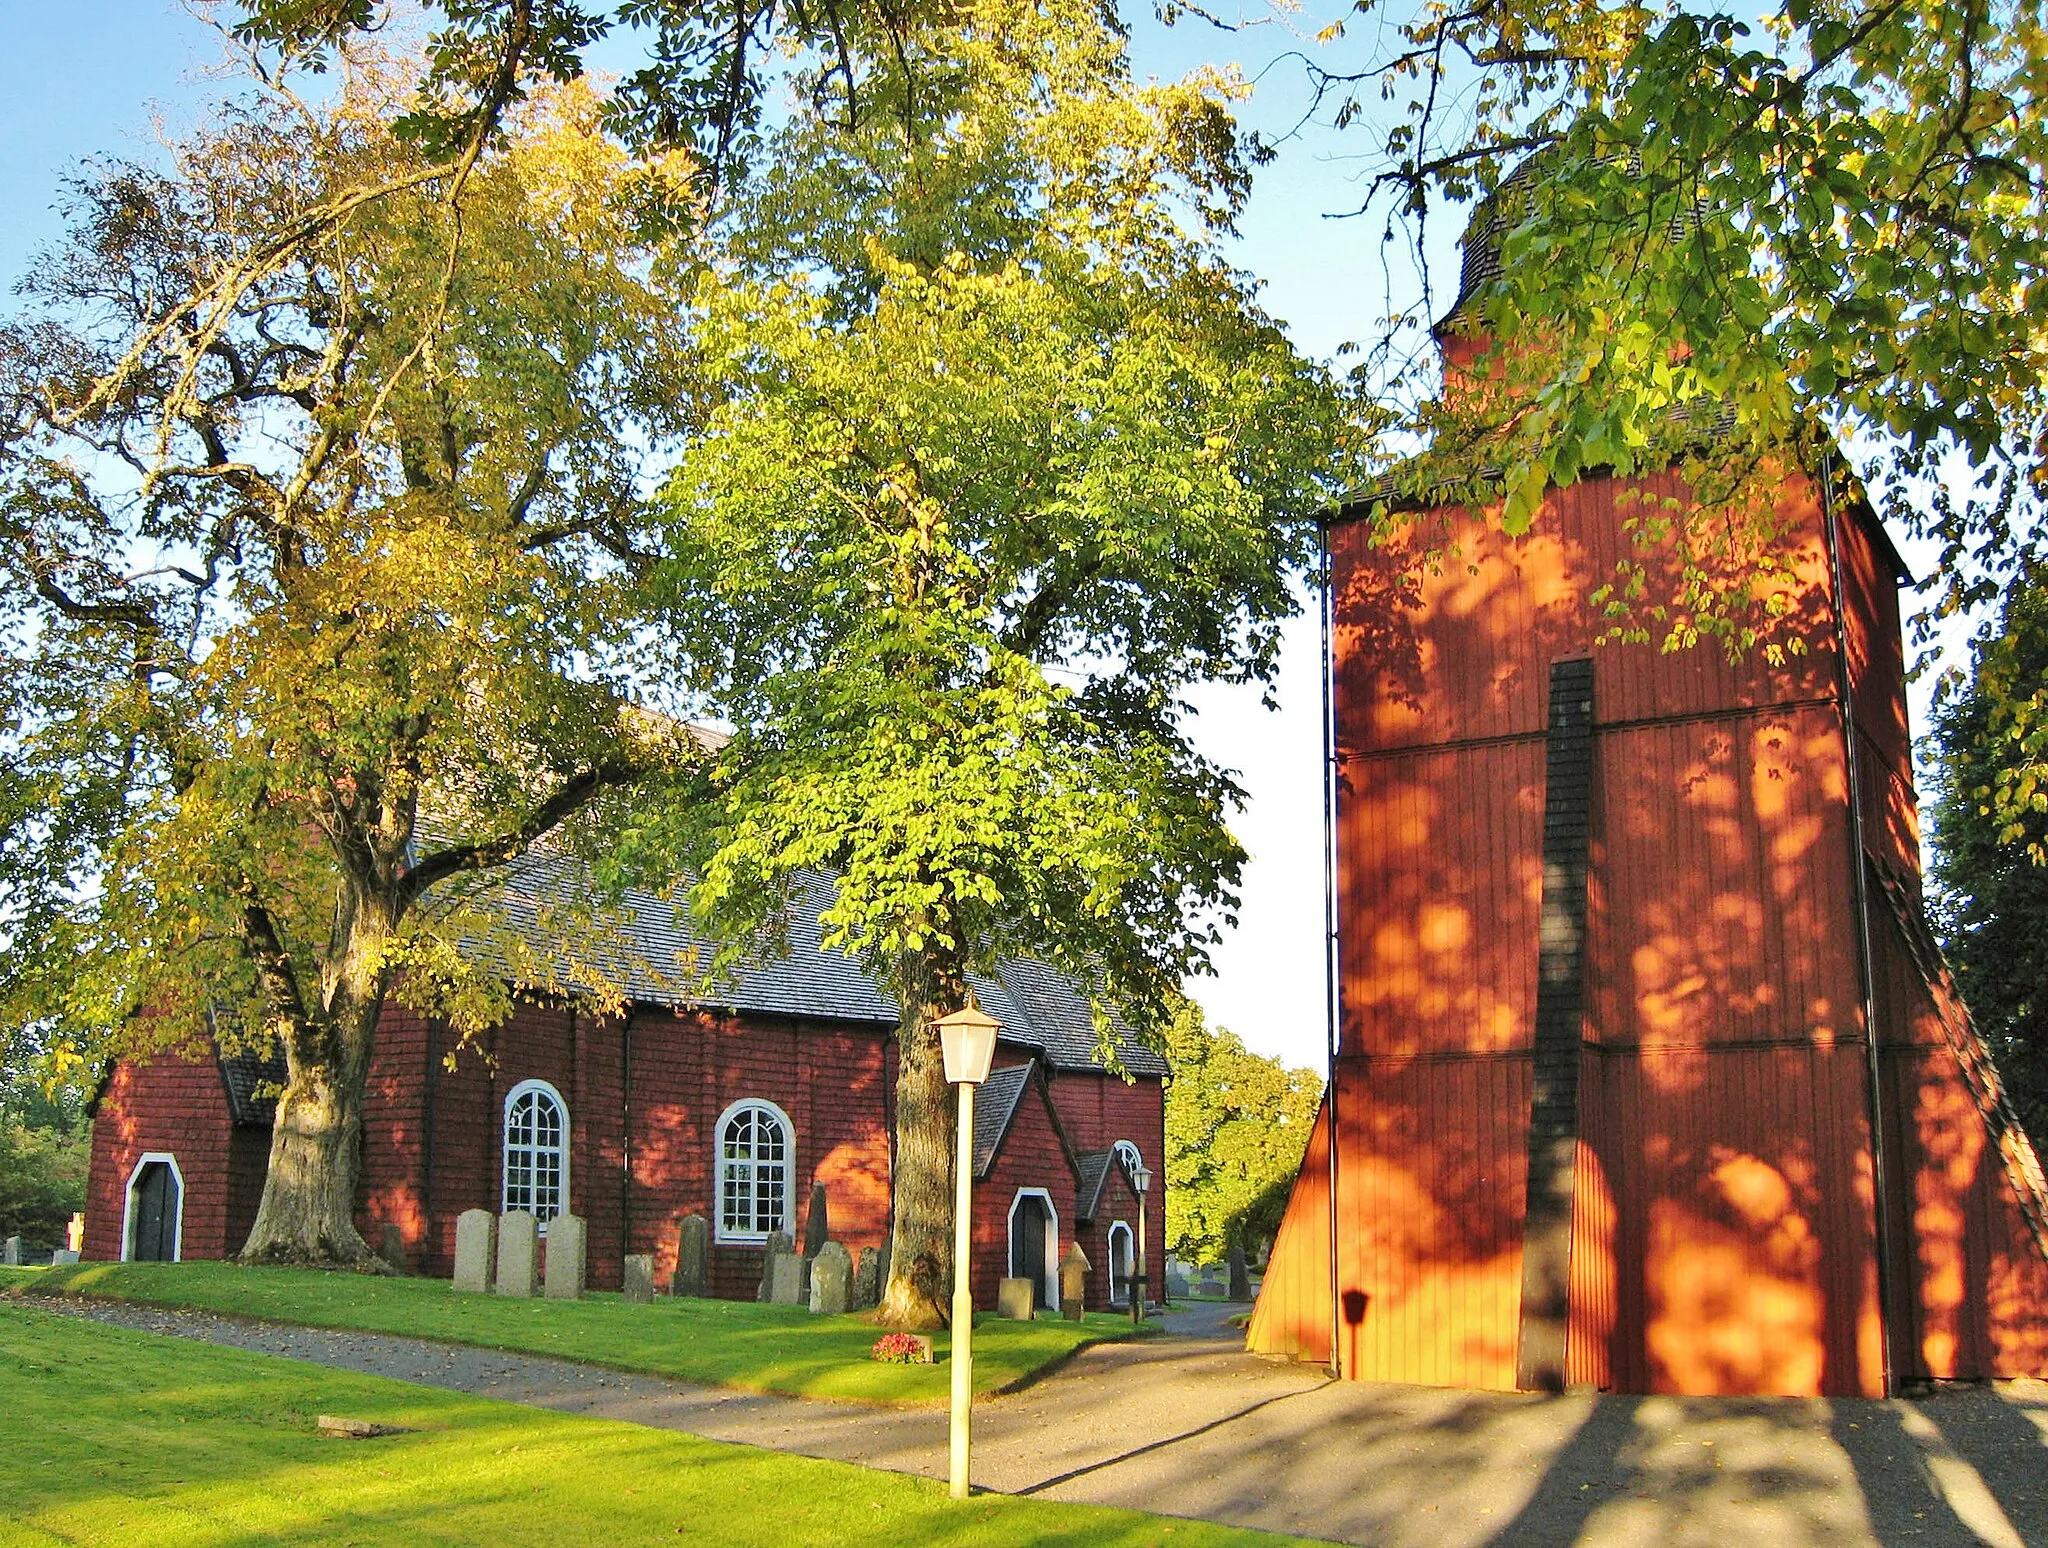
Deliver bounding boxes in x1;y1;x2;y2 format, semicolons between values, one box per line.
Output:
0;4;1962;1073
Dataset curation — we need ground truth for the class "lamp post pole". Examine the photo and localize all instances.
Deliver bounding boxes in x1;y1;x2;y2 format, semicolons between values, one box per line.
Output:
1131;1162;1152;1326
936;1004;1000;1503
949;1074;976;1498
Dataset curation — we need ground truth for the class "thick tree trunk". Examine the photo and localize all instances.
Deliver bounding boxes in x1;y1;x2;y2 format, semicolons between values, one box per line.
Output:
239;1040;380;1267
877;945;969;1330
238;890;395;1270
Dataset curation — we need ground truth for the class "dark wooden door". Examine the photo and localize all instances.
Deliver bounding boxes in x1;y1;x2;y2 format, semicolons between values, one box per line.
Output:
1010;1195;1050;1308
131;1161;178;1261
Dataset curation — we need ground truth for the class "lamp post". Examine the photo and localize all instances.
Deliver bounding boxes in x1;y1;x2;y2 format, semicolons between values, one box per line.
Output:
936;1003;999;1501
1129;1160;1152;1325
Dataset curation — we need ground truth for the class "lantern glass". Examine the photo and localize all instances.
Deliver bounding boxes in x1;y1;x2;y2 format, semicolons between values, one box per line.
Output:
1131;1162;1152;1195
937;1006;1000;1085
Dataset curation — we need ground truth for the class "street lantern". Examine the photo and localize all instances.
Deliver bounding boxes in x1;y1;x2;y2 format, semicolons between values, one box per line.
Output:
1129;1160;1152;1325
936;1003;1000;1500
938;1004;999;1086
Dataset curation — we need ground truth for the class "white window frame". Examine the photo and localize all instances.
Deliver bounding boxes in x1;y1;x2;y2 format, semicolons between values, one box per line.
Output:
502;1079;570;1231
1112;1139;1144;1176
715;1098;795;1244
1106;1220;1134;1306
1006;1187;1061;1313
121;1151;185;1263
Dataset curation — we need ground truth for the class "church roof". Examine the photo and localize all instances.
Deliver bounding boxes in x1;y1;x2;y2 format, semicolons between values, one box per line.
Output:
217;1045;287;1127
971;1062;1037;1180
459;846;1167;1078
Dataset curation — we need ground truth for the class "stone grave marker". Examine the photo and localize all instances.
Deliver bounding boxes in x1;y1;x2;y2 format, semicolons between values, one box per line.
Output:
545;1213;587;1300
802;1181;831;1259
809;1241;853;1315
2;1237;20;1267
495;1210;539;1298
453;1209;496;1293
1227;1243;1252;1302
852;1246;881;1310
874;1240;891;1302
756;1230;792;1302
379;1222;407;1272
674;1214;709;1298
1059;1242;1091;1320
770;1250;810;1306
50;1249;79;1266
1197;1277;1226;1297
67;1215;85;1253
622;1253;655;1304
996;1276;1036;1320
1165;1268;1191;1298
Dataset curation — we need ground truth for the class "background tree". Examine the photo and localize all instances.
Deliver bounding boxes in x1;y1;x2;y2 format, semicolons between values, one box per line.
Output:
0;1032;90;1252
1163;999;1322;1267
1931;568;2048;1150
0;57;700;1266
630;0;1364;1327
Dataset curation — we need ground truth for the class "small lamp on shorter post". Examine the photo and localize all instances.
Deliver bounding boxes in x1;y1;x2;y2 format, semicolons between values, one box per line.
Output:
936;1003;999;1501
1129;1160;1152;1325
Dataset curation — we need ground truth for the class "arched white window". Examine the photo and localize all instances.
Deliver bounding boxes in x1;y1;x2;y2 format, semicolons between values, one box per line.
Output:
717;1099;794;1243
1113;1139;1143;1177
1106;1221;1134;1306
503;1080;569;1226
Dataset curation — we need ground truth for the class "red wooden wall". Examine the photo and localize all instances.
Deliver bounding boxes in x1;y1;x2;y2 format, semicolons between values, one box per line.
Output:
1250;456;2048;1395
88;1002;1164;1316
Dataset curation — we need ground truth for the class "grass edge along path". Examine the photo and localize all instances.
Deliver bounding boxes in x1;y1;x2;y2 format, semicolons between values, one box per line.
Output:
0;1302;1328;1548
10;1260;1152;1403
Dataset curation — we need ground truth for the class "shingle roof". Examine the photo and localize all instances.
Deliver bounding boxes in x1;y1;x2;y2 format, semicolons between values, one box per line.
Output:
457;844;1165;1077
217;1046;287;1127
971;1063;1035;1180
1075;1148;1115;1223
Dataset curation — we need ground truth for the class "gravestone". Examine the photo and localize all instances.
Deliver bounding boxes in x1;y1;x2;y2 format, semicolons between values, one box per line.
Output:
1197;1277;1226;1298
453;1209;496;1292
803;1182;831;1259
379;1222;407;1272
1165;1269;1191;1298
809;1241;853;1315
674;1214;710;1298
622;1253;655;1305
1059;1242;1091;1320
67;1215;85;1253
756;1230;792;1302
873;1240;891;1302
1227;1243;1251;1302
770;1250;810;1306
996;1276;1036;1321
50;1249;79;1266
852;1247;882;1310
545;1213;587;1300
2;1237;20;1267
495;1210;539;1298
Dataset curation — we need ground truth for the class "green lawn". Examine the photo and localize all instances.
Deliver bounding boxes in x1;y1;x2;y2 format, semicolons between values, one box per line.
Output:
0;1303;1323;1548
16;1261;1149;1402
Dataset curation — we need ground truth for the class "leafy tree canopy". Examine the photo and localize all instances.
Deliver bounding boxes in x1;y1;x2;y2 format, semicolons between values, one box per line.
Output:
1308;0;2044;683
1931;567;2048;1149
0;52;704;1262
1163;1000;1322;1265
621;0;1365;1323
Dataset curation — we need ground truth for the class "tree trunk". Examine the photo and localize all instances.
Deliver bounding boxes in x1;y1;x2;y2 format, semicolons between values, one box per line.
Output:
877;945;969;1329
238;890;395;1270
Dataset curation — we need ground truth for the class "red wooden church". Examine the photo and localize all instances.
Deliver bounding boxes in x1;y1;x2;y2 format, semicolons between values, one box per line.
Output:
1250;201;2048;1397
86;860;1164;1314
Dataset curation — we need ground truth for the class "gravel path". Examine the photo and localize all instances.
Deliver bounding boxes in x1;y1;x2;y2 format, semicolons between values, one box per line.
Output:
29;1296;2048;1548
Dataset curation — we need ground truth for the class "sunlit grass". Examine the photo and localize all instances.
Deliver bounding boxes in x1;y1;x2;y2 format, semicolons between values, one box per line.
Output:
0;1303;1319;1547
19;1260;1151;1402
